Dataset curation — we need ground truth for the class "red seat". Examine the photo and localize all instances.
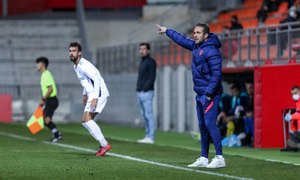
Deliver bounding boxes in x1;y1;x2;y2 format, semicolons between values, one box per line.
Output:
232;45;277;62
267;2;289;17
241;34;268;47
264;16;286;26
240;18;259;29
234;6;261;20
218;12;235;22
209;22;231;33
243;0;263;8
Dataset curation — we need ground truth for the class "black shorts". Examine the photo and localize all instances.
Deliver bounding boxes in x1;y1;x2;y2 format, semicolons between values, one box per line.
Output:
44;96;59;119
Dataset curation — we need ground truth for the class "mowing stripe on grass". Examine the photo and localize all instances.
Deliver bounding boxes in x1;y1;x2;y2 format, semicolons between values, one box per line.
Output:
0;131;252;180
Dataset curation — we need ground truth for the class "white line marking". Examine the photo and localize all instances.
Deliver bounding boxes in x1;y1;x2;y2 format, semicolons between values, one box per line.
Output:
0;131;252;180
266;159;300;166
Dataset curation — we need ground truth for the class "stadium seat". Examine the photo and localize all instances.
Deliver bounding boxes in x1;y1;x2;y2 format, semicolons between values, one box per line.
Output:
241;34;268;47
240;18;259;29
281;46;297;60
267;2;289;17
234;6;261;20
218;12;235;22
264;16;286;26
243;0;263;8
209;22;231;33
232;45;277;62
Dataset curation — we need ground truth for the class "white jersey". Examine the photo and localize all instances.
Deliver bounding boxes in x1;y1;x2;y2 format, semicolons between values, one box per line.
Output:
74;58;109;102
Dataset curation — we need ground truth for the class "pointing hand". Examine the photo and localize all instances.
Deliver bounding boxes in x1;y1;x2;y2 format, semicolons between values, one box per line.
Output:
156;24;167;34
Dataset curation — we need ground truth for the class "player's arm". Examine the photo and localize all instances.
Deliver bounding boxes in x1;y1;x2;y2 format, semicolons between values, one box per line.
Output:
291;112;300;120
39;86;53;107
83;88;87;106
89;74;101;110
81;63;101;110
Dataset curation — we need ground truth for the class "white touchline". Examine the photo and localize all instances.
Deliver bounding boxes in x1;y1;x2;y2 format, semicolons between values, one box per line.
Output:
0;131;252;180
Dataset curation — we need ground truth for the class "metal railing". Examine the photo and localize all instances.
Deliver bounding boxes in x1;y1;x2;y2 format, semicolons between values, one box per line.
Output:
219;21;300;67
96;21;300;74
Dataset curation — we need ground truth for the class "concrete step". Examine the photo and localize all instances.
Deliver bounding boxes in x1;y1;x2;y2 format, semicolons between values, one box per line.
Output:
0;20;79;37
12;48;68;61
7;37;81;49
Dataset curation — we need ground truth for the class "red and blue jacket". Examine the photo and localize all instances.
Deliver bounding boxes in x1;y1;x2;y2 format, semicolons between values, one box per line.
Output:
166;29;223;96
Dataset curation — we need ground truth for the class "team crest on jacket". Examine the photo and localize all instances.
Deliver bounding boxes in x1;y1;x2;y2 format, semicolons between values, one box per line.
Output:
199;50;203;55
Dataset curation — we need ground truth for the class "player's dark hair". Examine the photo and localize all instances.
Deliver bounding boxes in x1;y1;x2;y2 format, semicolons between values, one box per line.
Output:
69;42;82;52
292;85;300;91
139;42;151;50
196;22;210;35
36;57;49;69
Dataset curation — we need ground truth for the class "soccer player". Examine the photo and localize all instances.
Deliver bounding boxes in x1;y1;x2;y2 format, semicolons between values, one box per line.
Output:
35;57;62;142
69;42;111;156
156;23;226;168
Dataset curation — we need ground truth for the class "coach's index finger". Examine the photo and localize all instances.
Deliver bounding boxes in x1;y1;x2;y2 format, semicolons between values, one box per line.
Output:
156;24;166;34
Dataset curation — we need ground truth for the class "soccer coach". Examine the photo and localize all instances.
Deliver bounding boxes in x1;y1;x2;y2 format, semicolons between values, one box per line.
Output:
156;23;225;168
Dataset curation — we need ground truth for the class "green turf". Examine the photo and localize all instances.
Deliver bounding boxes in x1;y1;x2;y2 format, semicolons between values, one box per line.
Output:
0;122;300;180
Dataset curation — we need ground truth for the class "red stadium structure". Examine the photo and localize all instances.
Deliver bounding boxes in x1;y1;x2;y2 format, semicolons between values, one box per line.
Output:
0;0;147;15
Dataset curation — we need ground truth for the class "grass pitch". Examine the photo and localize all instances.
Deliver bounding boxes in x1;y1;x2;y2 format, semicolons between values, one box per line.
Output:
0;122;299;180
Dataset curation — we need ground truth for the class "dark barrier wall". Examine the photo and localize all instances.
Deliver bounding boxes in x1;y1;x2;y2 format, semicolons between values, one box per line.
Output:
48;0;147;9
255;63;300;148
0;0;48;15
0;0;147;16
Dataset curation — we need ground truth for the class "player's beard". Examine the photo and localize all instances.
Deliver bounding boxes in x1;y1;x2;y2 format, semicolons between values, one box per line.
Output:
70;55;78;62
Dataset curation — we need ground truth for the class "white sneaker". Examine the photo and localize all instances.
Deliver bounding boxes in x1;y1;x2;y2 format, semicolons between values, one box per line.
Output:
188;157;208;167
137;137;154;144
206;156;226;168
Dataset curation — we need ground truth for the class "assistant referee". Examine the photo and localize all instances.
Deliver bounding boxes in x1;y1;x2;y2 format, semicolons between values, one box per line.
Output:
36;57;62;142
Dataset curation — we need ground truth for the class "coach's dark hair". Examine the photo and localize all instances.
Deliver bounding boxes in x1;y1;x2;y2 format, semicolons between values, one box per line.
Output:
36;57;49;68
292;85;300;91
69;42;82;52
196;22;210;35
139;42;151;50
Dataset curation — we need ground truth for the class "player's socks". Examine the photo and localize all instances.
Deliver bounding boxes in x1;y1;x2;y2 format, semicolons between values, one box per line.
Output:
45;121;59;136
82;120;108;147
45;121;56;130
51;128;58;134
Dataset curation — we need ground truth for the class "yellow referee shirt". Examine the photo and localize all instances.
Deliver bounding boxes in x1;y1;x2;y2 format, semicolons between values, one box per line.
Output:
40;70;57;97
